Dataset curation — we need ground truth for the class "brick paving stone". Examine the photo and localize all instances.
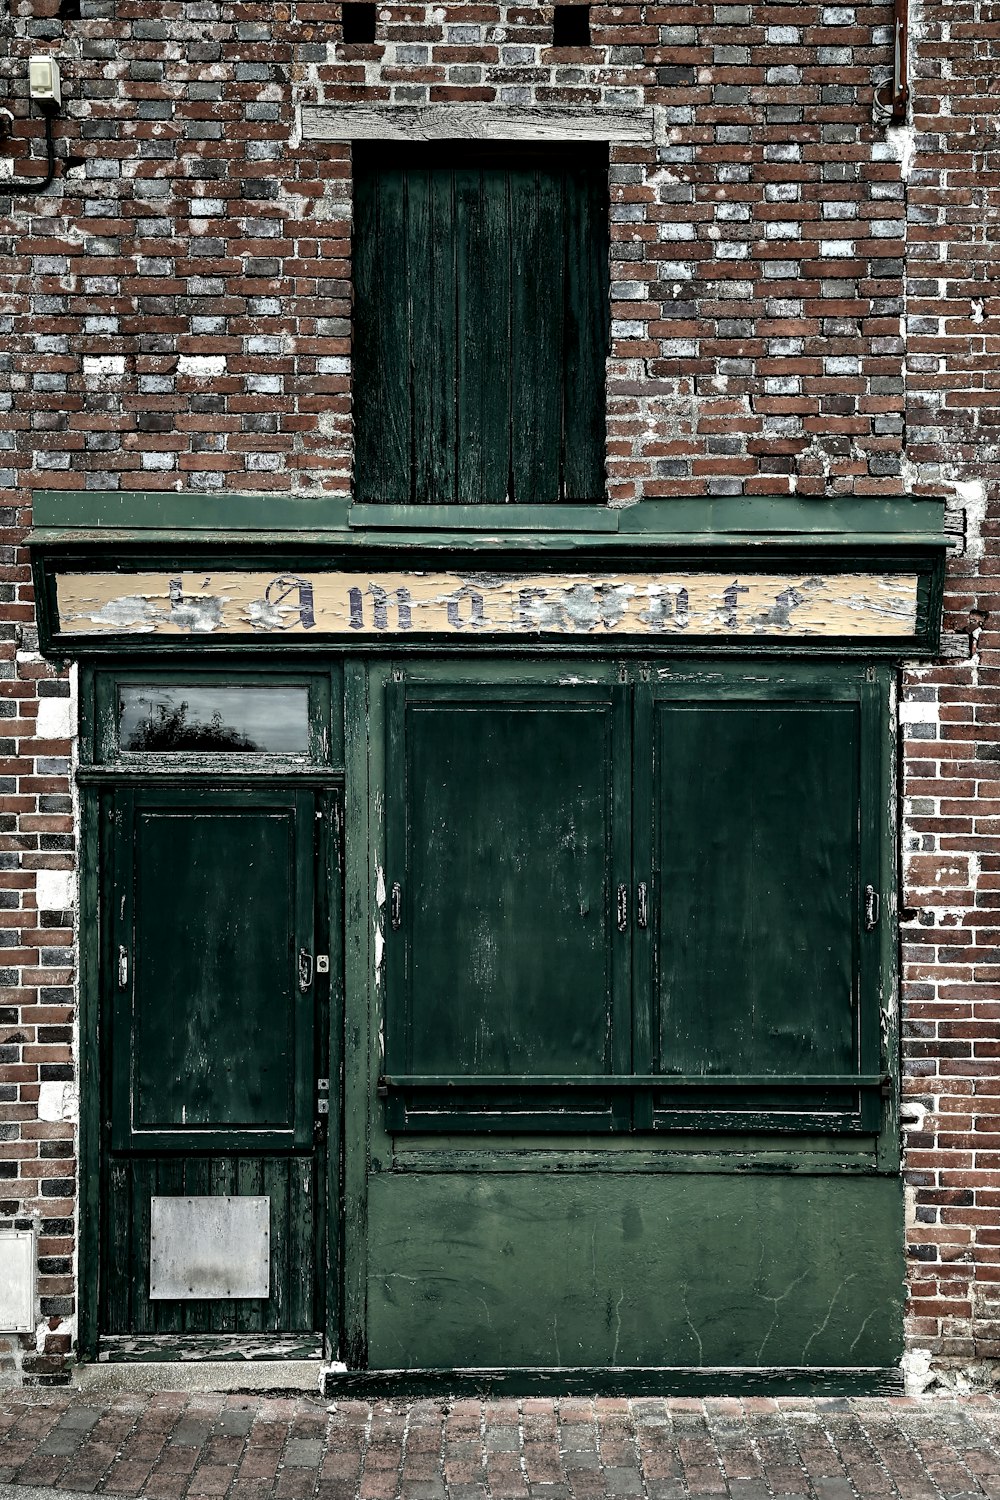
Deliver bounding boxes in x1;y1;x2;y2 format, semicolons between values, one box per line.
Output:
3;1391;1000;1498
283;1439;325;1468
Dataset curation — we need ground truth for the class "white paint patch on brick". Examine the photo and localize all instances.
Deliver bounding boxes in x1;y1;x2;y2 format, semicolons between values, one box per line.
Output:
898;699;940;724
177;355;227;378
949;478;988;564
37;1081;78;1124
35;870;74;911
903;1348;935;1396
35;697;73;739
883;124;916;179
82;356;125;383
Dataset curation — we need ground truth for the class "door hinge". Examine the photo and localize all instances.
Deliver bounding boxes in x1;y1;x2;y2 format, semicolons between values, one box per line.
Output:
617;884;628;933
333;798;344;878
881;1074;893;1100
864;884;880;931
390;881;402;931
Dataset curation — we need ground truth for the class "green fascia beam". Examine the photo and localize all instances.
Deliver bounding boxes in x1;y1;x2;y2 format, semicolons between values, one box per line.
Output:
30;491;948;548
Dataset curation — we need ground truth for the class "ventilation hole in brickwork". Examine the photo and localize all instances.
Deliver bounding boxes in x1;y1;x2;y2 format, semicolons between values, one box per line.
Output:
58;0;81;19
343;3;376;43
553;4;590;46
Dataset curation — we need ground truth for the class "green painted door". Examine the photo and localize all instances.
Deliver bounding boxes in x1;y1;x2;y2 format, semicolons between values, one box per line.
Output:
100;785;336;1342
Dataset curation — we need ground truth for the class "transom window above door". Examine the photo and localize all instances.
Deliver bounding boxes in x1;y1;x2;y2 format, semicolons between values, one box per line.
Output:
352;143;610;506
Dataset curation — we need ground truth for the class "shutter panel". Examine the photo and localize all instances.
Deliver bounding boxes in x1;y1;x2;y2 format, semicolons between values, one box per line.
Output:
384;680;630;1130
638;680;879;1133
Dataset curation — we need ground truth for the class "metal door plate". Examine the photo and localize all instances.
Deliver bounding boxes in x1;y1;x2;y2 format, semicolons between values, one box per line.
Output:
150;1196;270;1300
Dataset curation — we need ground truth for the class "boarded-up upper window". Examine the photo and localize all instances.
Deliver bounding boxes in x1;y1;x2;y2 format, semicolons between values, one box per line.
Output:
352;144;610;505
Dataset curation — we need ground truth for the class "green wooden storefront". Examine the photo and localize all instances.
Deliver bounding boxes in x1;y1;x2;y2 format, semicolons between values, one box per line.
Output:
31;489;946;1391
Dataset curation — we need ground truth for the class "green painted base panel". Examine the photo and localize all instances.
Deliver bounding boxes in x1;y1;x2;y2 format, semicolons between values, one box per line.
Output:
367;1174;904;1370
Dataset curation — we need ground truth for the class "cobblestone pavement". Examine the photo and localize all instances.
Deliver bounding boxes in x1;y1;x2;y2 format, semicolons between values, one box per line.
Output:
0;1390;999;1500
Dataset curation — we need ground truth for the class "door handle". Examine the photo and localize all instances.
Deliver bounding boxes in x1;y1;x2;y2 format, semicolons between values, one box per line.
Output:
637;882;649;930
390;882;402;931
298;948;313;991
117;944;128;989
617;884;628;932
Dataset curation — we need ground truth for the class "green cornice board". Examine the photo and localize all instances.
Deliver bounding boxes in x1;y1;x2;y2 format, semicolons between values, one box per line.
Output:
30;491;948;545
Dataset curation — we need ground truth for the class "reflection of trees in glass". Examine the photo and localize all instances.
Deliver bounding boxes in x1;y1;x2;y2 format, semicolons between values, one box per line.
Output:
124;699;260;752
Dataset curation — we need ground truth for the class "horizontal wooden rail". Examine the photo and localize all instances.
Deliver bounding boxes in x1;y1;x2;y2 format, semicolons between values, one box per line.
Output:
380;1074;885;1092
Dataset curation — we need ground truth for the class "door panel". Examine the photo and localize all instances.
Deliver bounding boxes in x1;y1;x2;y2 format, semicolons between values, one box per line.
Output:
132;807;298;1133
104;1154;319;1337
101;785;333;1339
112;789;315;1152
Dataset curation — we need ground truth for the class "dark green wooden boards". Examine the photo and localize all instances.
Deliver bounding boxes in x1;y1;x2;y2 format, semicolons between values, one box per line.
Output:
353;144;610;505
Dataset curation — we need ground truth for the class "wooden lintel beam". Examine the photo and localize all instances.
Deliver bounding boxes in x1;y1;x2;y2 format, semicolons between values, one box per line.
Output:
300;103;655;143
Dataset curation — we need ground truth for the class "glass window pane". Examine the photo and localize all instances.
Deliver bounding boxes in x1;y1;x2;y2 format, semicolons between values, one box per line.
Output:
119;685;310;754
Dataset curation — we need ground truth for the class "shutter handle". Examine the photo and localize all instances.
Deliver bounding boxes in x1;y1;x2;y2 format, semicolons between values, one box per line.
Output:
864;884;880;931
298;948;313;991
617;884;628;933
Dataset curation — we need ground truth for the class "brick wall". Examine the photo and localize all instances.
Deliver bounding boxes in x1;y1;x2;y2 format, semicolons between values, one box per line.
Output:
0;0;993;1382
898;0;1000;1388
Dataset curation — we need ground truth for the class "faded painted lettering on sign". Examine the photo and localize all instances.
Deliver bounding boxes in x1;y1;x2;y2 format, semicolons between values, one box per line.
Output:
54;570;921;638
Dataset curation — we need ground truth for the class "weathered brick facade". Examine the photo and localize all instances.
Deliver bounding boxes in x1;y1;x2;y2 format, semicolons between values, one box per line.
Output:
0;0;995;1384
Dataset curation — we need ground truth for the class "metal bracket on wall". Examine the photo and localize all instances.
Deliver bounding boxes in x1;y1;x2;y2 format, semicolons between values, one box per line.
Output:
874;0;909;118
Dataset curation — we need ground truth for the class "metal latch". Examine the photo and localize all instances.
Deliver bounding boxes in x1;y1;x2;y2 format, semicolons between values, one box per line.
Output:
317;1078;330;1115
316;954;330;975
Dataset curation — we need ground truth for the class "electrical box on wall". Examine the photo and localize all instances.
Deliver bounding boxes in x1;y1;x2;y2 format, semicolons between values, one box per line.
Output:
0;1229;36;1333
28;56;61;107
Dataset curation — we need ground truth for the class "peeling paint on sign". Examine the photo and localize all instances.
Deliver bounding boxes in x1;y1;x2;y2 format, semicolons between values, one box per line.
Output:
54;569;921;638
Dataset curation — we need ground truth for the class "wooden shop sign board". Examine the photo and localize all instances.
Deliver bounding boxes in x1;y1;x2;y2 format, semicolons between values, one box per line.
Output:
52;568;921;641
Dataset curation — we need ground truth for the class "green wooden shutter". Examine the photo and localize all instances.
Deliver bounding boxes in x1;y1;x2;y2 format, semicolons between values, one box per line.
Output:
384;679;630;1130
382;664;886;1140
633;669;883;1134
353;145;609;505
